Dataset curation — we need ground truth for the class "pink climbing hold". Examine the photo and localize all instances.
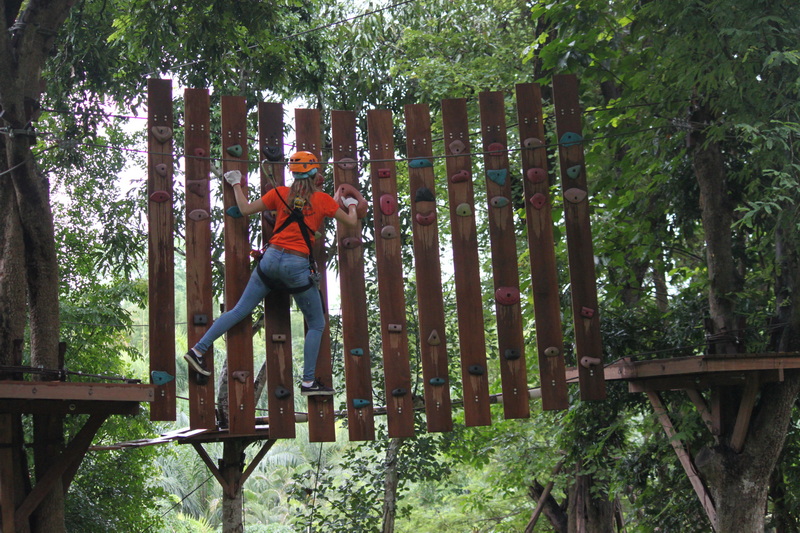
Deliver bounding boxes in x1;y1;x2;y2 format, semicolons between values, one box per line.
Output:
530;193;546;210
415;212;436;226
450;170;471;183
495;286;520;306
149;191;170;203
341;237;362;249
378;168;391;178
526;167;547;184
155;163;168;177
380;194;397;216
488;142;505;154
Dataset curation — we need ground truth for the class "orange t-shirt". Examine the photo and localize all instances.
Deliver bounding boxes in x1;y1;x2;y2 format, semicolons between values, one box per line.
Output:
261;187;340;254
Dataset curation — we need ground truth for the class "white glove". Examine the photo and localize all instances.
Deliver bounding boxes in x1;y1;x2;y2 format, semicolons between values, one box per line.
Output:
223;170;242;186
342;197;359;209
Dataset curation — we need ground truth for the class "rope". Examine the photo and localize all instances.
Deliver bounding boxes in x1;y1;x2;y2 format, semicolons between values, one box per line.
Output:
137;474;214;533
307;442;325;532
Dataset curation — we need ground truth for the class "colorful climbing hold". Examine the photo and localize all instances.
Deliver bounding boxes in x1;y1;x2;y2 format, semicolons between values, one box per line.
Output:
149;191;170;203
580;306;595;319
566;165;582;179
455;203;472;217
427;330;441;346
226;206;243;218
526;167;547;184
155;163;168;177
544;346;560;357
490;196;510;208
186;180;207;197
523;137;544;148
495;286;521;306
450;170;471;183
449;139;466;154
381;225;398;239
468;364;485;376
378;168;391;178
188;209;210;221
414;187;435;202
337;157;357;170
226;144;243;158
530;193;546;210
564;188;587;204
350;348;364;356
487;169;507;186
429;377;446;386
151;371;174;385
380;194;397;216
409;158;433;168
341;237;362;249
488;142;506;154
193;147;206;158
151;126;173;143
262;145;282;161
354;398;372;408
415;212;436;226
560;132;583;147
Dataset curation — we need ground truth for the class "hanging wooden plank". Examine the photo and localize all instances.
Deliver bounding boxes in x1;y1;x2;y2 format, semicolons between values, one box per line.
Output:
404;103;453;433
552;74;606;401
367;109;415;438
478;91;529;419
259;102;295;439
515;82;569;411
332;109;376;441
295;108;336;442
184;88;216;429
440;98;491;427
0;414;15;532
147;78;176;421
220;96;256;434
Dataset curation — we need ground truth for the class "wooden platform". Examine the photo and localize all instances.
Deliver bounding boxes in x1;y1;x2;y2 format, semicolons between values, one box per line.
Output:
0;381;155;415
565;352;800;392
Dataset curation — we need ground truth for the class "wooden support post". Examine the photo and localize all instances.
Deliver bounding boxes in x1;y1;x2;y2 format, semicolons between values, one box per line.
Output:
441;98;491;427
147;78;176;421
686;388;719;442
404;103;453;433
516;82;569;411
185;88;216;430
367;109;415;438
730;374;760;453
295;108;337;443
478;90;529;419
0;414;15;532
552;74;606;401
259;102;296;440
332;109;376;441
15;414;107;531
647;391;717;529
221;96;255;435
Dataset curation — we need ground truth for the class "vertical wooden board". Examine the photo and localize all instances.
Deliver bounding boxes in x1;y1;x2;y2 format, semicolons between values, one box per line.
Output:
332;110;376;441
515;83;569;411
367;109;415;438
259;102;295;439
0;414;15;531
184;88;216;428
296;108;336;443
478;91;529;419
552;74;606;401
147;79;176;421
221;95;256;433
404;103;453;433
440;99;491;427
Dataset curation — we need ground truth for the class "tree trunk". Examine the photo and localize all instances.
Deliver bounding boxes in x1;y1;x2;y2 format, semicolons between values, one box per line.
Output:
527;479;568;533
382;437;403;533
567;466;615;533
221;440;246;533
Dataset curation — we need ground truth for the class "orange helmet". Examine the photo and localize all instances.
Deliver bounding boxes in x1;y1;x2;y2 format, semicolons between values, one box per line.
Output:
288;151;320;173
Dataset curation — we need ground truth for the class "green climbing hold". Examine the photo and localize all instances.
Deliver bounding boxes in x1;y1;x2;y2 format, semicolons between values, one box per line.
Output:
350;348;364;356
560;132;582;147
429;377;446;386
409;158;433;168
226;206;243;218
226;144;243;157
354;399;372;409
566;165;582;179
456;203;472;217
151;371;174;385
487;169;507;186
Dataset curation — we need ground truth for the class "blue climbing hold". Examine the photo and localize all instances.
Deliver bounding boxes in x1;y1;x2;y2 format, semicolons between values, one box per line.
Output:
226;205;243;218
151;371;174;385
226;144;243;157
487;169;507;186
350;348;364;356
429;377;446;386
566;165;582;179
560;132;583;147
409;158;433;168
354;398;372;409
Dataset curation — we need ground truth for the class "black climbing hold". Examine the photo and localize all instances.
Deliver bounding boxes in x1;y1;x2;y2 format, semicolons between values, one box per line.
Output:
414;187;435;202
262;145;283;161
429;377;446;386
274;386;291;399
391;388;408;397
193;314;208;326
504;348;521;361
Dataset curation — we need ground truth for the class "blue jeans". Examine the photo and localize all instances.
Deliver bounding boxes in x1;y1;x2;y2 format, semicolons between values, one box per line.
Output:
193;247;325;382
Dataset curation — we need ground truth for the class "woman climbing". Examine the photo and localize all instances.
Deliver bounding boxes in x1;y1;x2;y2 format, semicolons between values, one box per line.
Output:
184;151;359;396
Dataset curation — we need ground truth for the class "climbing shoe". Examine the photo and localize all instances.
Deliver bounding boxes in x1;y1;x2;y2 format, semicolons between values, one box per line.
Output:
301;378;335;396
184;349;211;376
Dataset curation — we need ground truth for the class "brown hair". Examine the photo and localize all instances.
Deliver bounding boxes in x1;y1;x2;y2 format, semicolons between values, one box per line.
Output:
287;174;318;211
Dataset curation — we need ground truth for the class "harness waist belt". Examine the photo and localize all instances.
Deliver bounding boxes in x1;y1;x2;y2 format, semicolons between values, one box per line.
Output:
270;244;309;258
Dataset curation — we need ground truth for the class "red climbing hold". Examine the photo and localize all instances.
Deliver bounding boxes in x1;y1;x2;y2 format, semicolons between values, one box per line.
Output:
450;170;471;183
341;237;362;249
495;286;520;306
186;180;207;197
378;168;391;178
336;183;368;218
526;167;547;184
530;193;546;210
149;191;170;203
415;212;436;226
193;148;206;158
380;194;397;216
488;142;505;154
